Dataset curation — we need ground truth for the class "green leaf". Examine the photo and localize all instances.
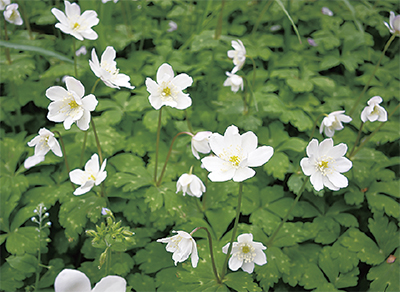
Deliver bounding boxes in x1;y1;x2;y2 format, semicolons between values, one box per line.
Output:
37;258;65;289
6;226;38;255
205;207;235;240
110;252;135;276
0;263;25;292
128;273;156;292
6;253;37;274
263;151;289;180
367;248;400;292
0;56;35;84
277;137;307;152
368;213;399;257
135;241;173;274
225;272;262;292
366;180;400;218
111;171;153;193
191;30;220;51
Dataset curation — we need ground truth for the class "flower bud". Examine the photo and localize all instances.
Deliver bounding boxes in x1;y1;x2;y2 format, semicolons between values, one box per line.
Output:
86;230;97;237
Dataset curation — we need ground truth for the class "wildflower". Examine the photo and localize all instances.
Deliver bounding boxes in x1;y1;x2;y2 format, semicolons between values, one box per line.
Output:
300;138;352;191
321;7;333;16
24;128;63;169
384;11;400;35
145;63;193;110
201;125;273;182
46;76;98;131
176;173;206;198
51;0;99;41
102;0;118;3
75;45;87;56
307;38;318;47
3;3;23;25
191;131;212;159
223;71;244;93
320;110;352;137
167;20;177;32
157;231;199;268
222;233;267;274
361;96;388;123
0;0;11;11
227;39;246;73
270;24;282;32
69;154;107;195
54;269;126;292
89;46;135;89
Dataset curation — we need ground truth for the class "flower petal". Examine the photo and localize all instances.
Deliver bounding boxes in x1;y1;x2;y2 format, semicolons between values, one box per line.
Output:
228;255;243;271
327;171;348;188
69;169;86;185
237;233;253;243
24;155;45;169
92;276;126;292
330;143;347;159
81;94;98;111
157;63;174;83
310;171;324;191
65;76;85;98
46;86;68;101
208;168;235;182
306;139;319;158
175;92;192;110
241;261;255;273
240;131;257;154
172;73;193;90
54;269;91;292
232;167;255;182
319;138;333;156
247;146;273;167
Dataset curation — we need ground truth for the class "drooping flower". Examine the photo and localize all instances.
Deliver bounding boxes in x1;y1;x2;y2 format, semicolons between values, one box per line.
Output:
54;269;126;292
167;20;177;32
3;3;23;25
51;0;99;41
201;125;274;182
384;11;400;35
320;110;352;137
46;76;98;131
321;7;333;16
300;138;352;191
176;173;206;198
157;231;199;268
145;63;193;110
75;45;87;56
69;153;107;195
191;131;212;159
0;0;11;11
24;128;63;169
222;233;267;274
89;46;135;90
361;96;388;123
227;39;246;73
223;71;244;93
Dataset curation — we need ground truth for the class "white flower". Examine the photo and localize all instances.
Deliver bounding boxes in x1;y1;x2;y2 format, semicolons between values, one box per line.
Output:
54;269;126;292
227;39;246;73
321;7;333;16
157;231;199;268
0;0;11;11
167;20;177;32
320;110;352;137
75;45;87;56
3;3;23;25
191;131;212;159
300;138;352;191
361;96;388;123
223;71;244;93
222;233;267;274
89;46;135;90
51;0;99;41
46;76;98;131
69;153;107;195
102;0;118;3
201;125;274;182
384;11;400;35
145;63;193;110
24;128;63;169
270;25;282;32
176;173;206;198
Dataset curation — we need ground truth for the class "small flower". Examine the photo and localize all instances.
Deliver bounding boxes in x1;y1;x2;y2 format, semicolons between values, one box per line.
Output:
69;154;107;195
321;7;333;16
176;173;206;198
3;3;23;25
223;71;244;93
361;96;388;123
307;38;318;47
191;131;212;159
270;24;282;32
0;0;11;11
300;138;352;191
320;110;352;137
227;39;246;73
54;269;126;292
157;231;199;268
167;20;177;32
75;45;87;56
201;125;274;182
145;63;193;110
46;76;98;131
384;11;400;35
24;128;63;169
51;0;99;41
101;207;111;216
89;46;135;90
222;233;267;274
102;0;118;3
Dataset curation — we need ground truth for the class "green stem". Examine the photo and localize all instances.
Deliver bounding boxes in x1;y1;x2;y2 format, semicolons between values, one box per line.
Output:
348;122;364;158
214;0;225;40
266;176;309;247
154;108;163;183
309;113;326;140
247;55;257;91
251;0;274;37
185;109;194;134
105;247;112;276
220;182;243;280
3;18;12;64
53;131;74;190
90;117;103;164
91;78;101;94
72;38;78;78
18;0;33;40
80;131;88;167
348;33;397;116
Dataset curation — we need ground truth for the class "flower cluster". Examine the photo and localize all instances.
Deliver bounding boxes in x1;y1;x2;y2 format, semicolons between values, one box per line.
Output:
223;40;246;92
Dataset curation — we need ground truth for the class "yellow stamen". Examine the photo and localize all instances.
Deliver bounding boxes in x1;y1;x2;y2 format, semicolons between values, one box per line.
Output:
229;155;240;166
162;87;171;96
318;160;329;170
73;22;80;29
242;246;250;253
69;99;79;109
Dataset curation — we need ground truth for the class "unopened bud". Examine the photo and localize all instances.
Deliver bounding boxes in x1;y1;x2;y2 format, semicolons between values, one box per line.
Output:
44;212;49;218
86;230;96;237
106;217;113;226
122;230;134;237
99;251;107;268
31;217;38;223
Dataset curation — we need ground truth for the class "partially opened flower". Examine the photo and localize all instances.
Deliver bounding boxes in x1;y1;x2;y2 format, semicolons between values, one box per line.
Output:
361;96;387;123
24;128;63;169
3;3;23;25
46;76;98;131
0;0;11;11
69;154;107;195
89;46;135;90
384;11;400;35
167;20;177;32
51;0;99;41
191;131;212;159
157;230;199;268
54;269;126;292
223;71;244;93
300;138;352;191
227;39;246;73
320;110;352;137
222;233;267;274
75;45;87;56
176;173;206;198
201;125;274;182
145;63;193;110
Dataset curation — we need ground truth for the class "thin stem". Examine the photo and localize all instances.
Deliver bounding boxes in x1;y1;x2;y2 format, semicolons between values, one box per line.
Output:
72;38;78;78
251;0;274;37
80;131;88;167
90;117;103;164
348;33;397;116
185;109;194;134
156;131;193;186
91;78;101;94
3;18;12;64
247;55;257;91
34;227;42;292
214;0;225;40
53;131;74;190
105;246;112;276
220;182;243;280
266;176;309;247
154;108;163;183
18;0;33;39
348;122;364;158
309;113;326;141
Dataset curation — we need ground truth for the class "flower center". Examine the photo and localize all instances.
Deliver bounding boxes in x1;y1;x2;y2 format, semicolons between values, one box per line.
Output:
68;99;79;109
229;155;241;167
159;82;178;102
89;174;96;181
162;87;172;97
73;22;80;30
315;155;335;176
242;246;250;253
234;243;256;263
371;105;379;115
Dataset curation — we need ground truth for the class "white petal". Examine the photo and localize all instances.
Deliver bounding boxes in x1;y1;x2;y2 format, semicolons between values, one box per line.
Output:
228;255;243;271
327;172;348;188
222;242;230;254
81;94;98;111
237;233;253;243
208;168;236;182
360;107;369;123
306;139;319;158
240;131;258;154
157;63;174;83
65;1;80;18
330;143;347;159
310;171;324;191
172;73;193;90
175;92;192;110
148;94;163;110
319;138;333;156
48;136;63;157
92;276;126;292
69;169;86;185
101;46;116;64
54;269;91;292
232;167;255;182
322;175;339;191
46;86;68;101
76;110;90;131
253;248;267;266
368;96;382;105
300;157;314;176
65;77;85;98
247;146;274;167
241;261;255;273
24;155;45;169
73;181;95;195
334;157;352;173
86;154;100;172
145;78;159;95
201;156;227;173
80;29;98;40
190;239;199;268
51;8;68;25
80;10;99;26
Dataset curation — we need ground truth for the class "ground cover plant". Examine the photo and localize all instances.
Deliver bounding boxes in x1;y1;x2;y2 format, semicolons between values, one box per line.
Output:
0;0;399;291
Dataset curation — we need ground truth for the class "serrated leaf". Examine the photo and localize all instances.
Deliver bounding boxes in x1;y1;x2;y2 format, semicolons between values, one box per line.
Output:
135;241;173;274
368;213;399;257
128;273;156;292
263;151;289;180
6;253;37;274
111;172;153;193
6;226;38;255
225;272;262;292
367;248;400;292
205;207;235;240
